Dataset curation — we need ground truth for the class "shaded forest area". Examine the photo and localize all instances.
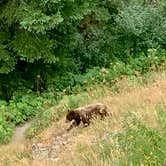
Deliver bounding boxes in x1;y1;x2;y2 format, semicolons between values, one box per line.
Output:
0;0;166;99
0;0;166;143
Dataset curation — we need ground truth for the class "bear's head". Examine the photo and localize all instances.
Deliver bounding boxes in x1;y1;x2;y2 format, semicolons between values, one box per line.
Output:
65;110;81;125
65;110;75;122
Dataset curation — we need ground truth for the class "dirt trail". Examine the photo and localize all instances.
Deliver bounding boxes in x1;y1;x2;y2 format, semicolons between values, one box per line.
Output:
11;121;32;143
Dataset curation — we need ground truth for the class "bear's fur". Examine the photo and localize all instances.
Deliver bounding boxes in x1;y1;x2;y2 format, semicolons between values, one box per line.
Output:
65;103;110;130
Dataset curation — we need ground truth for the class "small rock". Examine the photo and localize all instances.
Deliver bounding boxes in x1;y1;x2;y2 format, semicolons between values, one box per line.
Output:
62;141;66;145
50;157;59;162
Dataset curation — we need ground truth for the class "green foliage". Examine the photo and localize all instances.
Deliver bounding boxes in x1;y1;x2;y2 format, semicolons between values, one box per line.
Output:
115;109;166;165
0;0;166;99
0;44;15;74
112;2;166;55
156;105;166;133
48;67;102;92
0;92;45;143
0;112;14;144
0;0;110;74
18;8;63;33
10;31;57;63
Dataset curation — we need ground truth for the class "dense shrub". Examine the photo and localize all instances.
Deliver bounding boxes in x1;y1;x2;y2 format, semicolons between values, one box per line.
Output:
0;0;166;99
0;120;14;144
0;92;44;143
110;2;166;56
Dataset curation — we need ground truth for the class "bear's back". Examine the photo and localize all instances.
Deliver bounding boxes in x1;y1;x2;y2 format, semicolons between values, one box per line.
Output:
74;103;106;115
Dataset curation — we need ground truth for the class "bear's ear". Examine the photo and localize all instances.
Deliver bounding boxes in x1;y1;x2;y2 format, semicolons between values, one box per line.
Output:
69;110;75;115
68;109;74;113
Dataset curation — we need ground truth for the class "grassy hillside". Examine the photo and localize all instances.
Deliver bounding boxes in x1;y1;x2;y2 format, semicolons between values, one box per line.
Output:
0;70;165;166
60;72;166;166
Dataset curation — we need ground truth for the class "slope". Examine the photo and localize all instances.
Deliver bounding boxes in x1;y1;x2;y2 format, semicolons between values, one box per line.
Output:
0;70;165;166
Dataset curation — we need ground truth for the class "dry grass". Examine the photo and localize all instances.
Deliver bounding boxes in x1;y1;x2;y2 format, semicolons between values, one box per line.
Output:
0;70;165;166
57;70;166;165
0;142;31;166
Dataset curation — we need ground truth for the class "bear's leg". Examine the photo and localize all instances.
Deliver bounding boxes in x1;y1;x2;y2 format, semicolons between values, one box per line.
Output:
66;120;77;131
75;118;81;126
82;116;90;127
99;109;109;119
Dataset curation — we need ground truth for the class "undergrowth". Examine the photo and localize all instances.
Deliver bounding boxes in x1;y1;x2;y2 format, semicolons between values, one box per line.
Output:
0;49;165;143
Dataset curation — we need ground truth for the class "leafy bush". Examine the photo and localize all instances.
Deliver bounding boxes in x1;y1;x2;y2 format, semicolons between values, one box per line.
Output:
0;110;14;144
48;49;165;95
0;92;47;143
0;121;14;144
111;2;166;56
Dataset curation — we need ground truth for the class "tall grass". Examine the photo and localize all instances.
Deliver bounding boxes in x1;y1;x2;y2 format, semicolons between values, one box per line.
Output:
67;104;166;166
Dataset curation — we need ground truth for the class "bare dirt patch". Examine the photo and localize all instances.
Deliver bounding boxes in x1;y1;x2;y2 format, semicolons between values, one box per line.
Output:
11;122;32;143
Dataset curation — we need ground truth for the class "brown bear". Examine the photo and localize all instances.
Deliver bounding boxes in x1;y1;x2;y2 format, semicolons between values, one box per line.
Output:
65;103;110;131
